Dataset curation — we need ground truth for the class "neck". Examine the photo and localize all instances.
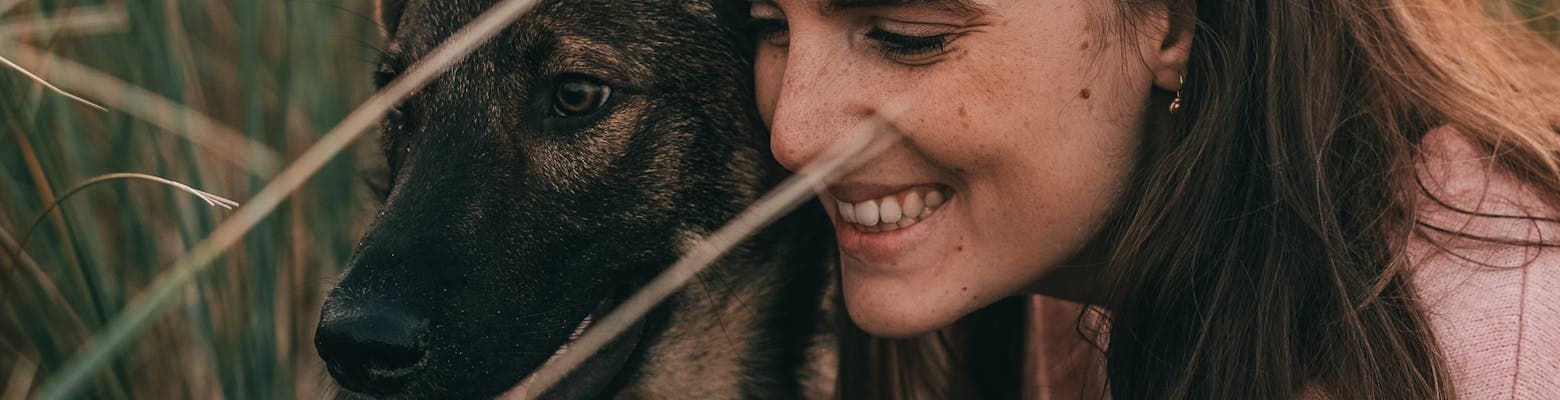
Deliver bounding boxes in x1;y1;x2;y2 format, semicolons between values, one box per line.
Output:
1026;263;1106;305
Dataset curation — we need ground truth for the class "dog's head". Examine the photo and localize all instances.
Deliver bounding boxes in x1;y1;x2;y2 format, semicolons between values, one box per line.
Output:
314;0;770;398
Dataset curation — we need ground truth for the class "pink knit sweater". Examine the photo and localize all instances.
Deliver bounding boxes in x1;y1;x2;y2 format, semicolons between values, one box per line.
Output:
1407;128;1560;397
1024;128;1560;398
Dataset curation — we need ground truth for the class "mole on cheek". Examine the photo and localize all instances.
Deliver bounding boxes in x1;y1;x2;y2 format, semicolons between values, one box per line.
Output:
1079;41;1089;50
1079;88;1091;99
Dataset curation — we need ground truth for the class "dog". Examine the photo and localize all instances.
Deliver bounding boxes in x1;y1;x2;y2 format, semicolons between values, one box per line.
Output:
313;0;838;398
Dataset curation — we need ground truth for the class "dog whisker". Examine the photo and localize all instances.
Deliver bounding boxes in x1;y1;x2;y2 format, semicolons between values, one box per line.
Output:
693;273;738;348
505;299;599;320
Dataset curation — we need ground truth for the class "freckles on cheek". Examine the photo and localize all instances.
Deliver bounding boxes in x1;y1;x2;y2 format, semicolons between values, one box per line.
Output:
915;112;991;174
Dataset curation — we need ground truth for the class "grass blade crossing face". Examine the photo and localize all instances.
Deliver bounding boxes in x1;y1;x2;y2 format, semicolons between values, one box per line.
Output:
511;119;902;399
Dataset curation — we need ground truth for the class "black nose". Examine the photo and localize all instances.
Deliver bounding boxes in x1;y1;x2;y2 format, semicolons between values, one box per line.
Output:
315;302;429;395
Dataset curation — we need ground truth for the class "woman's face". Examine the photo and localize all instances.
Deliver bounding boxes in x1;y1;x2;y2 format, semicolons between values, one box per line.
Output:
752;0;1188;336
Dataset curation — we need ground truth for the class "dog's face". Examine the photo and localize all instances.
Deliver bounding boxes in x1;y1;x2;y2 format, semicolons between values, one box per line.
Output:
314;0;767;398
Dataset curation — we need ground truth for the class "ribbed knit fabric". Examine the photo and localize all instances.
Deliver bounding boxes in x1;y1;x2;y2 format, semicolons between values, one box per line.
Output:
1023;128;1560;398
1407;127;1560;398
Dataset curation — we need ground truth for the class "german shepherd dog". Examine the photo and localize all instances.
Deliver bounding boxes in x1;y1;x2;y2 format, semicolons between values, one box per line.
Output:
313;0;835;398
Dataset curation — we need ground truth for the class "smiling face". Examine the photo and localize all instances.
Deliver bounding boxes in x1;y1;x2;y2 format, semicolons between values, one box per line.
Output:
751;0;1190;336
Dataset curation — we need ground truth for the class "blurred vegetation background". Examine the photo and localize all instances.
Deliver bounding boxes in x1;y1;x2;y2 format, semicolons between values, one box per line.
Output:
1;0;379;398
0;0;1555;399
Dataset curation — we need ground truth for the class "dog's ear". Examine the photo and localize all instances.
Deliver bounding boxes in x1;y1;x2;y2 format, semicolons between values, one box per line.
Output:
376;0;408;37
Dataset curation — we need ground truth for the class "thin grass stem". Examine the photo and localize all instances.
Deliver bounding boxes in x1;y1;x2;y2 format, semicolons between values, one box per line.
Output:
18;173;239;250
0;40;283;177
30;0;546;398
0;224;87;340
0;4;128;37
5;171;238;357
504;120;902;399
0;55;106;111
9;126;100;327
0;357;36;400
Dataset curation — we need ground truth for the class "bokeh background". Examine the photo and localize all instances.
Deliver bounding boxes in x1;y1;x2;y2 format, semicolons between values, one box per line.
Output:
2;0;379;398
0;0;1555;399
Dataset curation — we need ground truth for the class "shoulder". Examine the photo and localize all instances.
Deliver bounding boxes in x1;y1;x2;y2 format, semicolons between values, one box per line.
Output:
1408;127;1560;397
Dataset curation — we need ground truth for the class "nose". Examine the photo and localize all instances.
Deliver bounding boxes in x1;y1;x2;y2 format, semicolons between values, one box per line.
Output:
764;35;864;173
315;301;429;395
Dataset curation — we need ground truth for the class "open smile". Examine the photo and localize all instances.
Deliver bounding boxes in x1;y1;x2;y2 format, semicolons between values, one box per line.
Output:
834;185;950;233
829;184;955;265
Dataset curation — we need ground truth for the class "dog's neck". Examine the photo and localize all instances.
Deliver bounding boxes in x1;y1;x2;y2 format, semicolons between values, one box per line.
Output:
614;206;837;399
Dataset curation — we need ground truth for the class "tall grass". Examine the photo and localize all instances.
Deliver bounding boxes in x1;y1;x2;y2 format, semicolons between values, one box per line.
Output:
0;0;1555;399
2;0;380;398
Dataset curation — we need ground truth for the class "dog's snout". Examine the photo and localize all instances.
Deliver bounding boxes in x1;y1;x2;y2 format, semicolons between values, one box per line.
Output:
315;301;429;395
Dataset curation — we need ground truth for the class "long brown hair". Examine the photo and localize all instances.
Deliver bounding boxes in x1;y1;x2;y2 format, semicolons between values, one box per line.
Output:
835;0;1560;398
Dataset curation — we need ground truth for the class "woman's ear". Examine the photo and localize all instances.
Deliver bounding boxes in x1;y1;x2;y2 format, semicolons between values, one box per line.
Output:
1141;2;1196;92
377;0;408;37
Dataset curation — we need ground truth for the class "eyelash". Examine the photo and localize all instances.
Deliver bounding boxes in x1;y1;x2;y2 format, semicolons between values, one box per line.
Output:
746;16;951;62
865;28;949;58
747;18;789;45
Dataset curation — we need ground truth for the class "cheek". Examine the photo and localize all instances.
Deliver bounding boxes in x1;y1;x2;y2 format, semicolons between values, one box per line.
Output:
754;47;786;127
905;21;1151;187
872;27;1147;325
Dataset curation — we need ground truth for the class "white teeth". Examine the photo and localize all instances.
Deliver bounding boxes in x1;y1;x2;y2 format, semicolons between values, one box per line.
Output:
837;201;856;223
924;191;945;209
856;200;880;227
836;189;950;233
879;198;902;224
902;192;924;219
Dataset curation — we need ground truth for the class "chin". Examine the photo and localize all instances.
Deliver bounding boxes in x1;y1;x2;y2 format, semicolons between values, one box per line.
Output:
837;269;976;338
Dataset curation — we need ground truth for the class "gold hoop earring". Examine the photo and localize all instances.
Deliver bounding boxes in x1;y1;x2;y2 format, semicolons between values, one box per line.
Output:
1168;74;1185;113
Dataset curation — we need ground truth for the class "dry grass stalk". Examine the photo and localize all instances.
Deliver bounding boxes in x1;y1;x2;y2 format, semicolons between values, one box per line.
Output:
5;172;238;346
0;224;86;343
0;4;129;37
31;0;547;398
506;120;902;399
19;172;239;249
0;54;107;111
0;357;36;400
6;125;97;331
0;40;283;177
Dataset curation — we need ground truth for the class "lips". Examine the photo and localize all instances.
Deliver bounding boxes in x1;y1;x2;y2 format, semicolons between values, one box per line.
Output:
827;182;954;265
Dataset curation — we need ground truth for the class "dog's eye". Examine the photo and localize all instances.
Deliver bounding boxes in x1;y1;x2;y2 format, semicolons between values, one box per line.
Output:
552;76;611;117
374;63;398;88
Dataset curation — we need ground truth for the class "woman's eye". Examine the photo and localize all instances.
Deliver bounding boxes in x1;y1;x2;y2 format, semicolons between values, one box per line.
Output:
748;2;788;47
865;27;950;61
552;77;611;117
748;18;790;47
374;62;398;88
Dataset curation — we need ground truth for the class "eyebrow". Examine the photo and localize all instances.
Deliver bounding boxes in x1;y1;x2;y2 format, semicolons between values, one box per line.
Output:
821;0;991;15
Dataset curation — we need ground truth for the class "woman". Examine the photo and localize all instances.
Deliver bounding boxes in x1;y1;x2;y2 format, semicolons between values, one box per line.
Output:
747;0;1560;398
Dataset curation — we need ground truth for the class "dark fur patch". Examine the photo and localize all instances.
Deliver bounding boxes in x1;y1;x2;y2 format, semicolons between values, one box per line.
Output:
317;0;834;398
